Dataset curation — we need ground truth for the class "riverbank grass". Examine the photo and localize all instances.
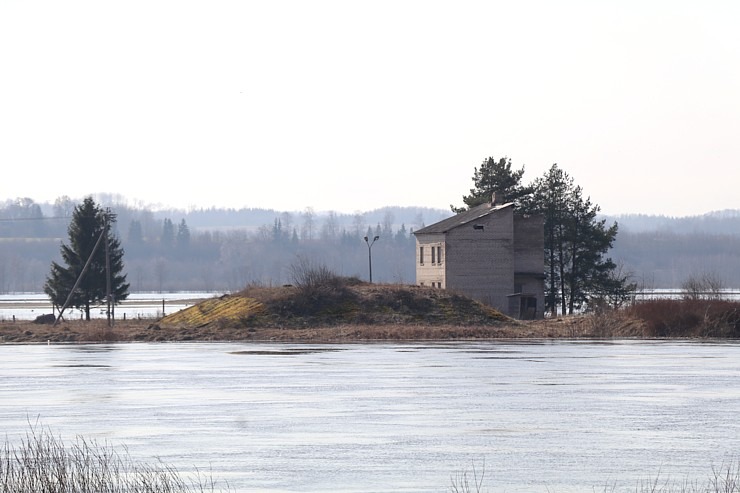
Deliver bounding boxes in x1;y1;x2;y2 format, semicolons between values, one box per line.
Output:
0;425;231;493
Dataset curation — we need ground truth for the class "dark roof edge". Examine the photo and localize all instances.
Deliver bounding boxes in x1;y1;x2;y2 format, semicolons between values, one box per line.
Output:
414;202;514;235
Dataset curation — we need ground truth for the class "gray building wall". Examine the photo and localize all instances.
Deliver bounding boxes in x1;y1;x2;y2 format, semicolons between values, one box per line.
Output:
414;204;545;319
513;215;546;317
442;207;514;312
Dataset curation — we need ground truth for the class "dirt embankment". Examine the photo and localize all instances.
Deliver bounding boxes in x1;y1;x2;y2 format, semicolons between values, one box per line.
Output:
0;316;646;344
0;283;649;344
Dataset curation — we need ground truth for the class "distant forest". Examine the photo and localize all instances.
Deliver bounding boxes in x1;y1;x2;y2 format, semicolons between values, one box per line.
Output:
2;195;740;293
0;195;449;293
606;210;740;290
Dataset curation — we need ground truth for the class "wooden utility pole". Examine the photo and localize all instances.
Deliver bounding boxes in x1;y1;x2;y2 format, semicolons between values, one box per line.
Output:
105;209;113;327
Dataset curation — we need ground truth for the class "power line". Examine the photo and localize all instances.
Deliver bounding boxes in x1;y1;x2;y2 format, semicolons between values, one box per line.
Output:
0;216;71;222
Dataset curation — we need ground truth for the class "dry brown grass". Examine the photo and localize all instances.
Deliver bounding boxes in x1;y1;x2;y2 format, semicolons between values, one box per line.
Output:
0;315;643;344
625;299;740;337
157;282;511;332
12;286;739;344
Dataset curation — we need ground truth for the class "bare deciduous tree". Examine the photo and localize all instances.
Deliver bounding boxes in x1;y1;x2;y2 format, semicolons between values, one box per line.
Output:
682;272;726;300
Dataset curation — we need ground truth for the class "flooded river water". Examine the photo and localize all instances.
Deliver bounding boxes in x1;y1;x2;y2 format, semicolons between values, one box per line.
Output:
2;340;740;492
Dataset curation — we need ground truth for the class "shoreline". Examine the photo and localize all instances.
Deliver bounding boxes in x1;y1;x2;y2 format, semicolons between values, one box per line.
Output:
0;313;647;344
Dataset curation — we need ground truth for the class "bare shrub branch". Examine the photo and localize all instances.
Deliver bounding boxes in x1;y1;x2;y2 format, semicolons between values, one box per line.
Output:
682;272;726;301
288;255;343;294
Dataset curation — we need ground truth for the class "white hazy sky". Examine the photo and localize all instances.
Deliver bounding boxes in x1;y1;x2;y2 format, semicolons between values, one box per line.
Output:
1;1;739;217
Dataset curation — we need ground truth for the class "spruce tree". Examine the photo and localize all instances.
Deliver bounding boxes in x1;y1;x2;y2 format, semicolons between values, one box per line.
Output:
161;218;175;248
44;197;129;320
176;219;190;250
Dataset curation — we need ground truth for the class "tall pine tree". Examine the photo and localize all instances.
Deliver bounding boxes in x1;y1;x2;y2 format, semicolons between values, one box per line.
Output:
452;156;533;212
523;164;626;315
44;197;129;320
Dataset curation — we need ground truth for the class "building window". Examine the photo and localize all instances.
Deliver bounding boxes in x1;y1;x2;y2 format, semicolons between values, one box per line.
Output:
431;246;436;264
419;246;424;265
437;246;442;265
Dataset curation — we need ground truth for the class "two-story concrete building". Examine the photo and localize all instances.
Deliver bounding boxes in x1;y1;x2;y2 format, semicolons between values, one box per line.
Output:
413;193;545;319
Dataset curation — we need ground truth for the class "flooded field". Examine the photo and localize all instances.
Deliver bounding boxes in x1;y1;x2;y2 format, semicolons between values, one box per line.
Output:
0;292;214;321
2;341;740;492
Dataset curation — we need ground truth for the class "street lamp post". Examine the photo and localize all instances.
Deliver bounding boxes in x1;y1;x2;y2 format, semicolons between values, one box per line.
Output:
363;235;379;283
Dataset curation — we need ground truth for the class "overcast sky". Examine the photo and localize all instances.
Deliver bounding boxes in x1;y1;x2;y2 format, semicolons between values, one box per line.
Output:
1;1;738;217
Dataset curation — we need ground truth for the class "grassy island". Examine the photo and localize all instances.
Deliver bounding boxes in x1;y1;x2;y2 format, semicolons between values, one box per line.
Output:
1;275;739;343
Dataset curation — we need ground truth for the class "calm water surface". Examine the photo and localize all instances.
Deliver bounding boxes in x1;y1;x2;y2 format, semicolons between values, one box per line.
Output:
2;341;740;492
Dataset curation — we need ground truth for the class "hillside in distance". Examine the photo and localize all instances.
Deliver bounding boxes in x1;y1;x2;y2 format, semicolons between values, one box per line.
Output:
605;210;740;236
4;194;740;292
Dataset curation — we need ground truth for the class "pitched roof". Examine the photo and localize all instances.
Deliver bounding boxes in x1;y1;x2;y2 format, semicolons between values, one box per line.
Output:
414;202;514;235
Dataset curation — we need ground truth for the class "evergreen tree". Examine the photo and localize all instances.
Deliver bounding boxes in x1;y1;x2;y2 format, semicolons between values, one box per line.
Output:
524;164;627;315
564;185;619;313
161;218;175;248
522;164;573;315
394;223;408;243
176;219;190;250
272;218;283;243
453;156;533;212
44;197;129;320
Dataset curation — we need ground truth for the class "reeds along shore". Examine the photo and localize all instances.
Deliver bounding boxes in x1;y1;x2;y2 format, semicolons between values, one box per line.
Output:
624;298;740;338
0;426;231;493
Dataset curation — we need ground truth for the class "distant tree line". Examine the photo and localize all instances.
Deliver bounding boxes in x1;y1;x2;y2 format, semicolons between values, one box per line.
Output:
2;195;740;297
0;196;436;293
611;230;740;290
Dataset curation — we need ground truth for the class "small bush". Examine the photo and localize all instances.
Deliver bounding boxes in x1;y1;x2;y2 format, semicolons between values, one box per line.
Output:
289;256;345;295
33;313;56;324
283;256;357;318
